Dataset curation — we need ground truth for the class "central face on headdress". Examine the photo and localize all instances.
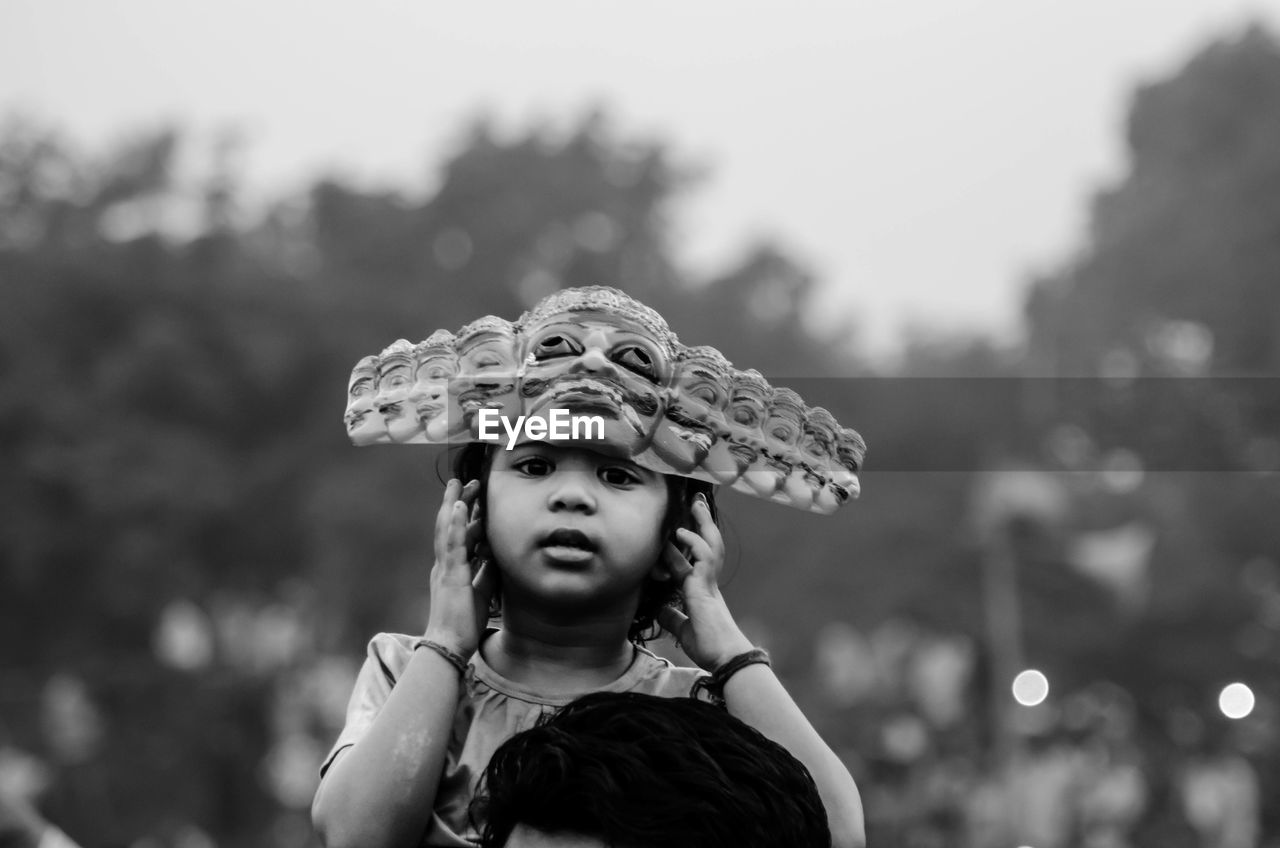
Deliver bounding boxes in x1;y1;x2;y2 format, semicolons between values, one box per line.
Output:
343;286;864;514
519;288;676;455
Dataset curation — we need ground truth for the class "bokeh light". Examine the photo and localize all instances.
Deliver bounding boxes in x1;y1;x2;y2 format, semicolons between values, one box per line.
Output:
1219;682;1255;719
1012;669;1049;707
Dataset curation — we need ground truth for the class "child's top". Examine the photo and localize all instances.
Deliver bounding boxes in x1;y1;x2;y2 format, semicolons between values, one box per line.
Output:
320;631;706;847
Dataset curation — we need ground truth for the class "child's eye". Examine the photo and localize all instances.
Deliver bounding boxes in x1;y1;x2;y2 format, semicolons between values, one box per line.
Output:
600;466;641;486
514;457;553;476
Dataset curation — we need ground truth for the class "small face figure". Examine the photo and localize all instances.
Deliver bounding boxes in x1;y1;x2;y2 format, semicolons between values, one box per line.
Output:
799;410;835;472
520;311;672;456
829;427;865;502
724;371;778;496
345;355;387;445
763;388;805;461
647;346;732;475
485;443;670;617
743;387;803;498
449;317;520;439
372;340;418;443
773;406;836;510
800;408;843;513
406;331;458;443
732;384;798;499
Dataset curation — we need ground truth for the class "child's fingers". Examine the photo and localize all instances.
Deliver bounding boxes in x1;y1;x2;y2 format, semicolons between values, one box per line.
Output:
674;529;718;582
663;543;696;583
691;494;725;556
436;478;459;521
472;557;497;601
434;478;461;558
458;479;481;507
465;501;484;550
445;501;468;566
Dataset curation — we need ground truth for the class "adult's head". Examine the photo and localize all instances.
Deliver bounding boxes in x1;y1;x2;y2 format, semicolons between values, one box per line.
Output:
471;691;831;848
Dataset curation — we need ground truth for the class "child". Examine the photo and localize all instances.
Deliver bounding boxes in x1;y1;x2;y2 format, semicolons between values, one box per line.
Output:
312;288;866;848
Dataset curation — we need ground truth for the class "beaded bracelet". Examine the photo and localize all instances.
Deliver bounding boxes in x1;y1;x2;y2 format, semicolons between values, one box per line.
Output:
692;647;771;705
411;637;470;679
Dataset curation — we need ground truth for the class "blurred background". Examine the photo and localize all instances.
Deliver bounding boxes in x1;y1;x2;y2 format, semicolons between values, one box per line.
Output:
3;3;1280;846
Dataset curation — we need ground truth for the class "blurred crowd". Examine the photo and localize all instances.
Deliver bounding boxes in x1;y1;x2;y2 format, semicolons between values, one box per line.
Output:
802;617;1270;848
1;604;1273;847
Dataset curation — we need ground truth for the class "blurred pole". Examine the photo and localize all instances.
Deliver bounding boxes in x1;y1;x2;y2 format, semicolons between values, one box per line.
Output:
981;521;1025;770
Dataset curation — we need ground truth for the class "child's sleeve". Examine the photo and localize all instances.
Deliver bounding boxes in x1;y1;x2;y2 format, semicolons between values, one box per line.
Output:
319;632;413;778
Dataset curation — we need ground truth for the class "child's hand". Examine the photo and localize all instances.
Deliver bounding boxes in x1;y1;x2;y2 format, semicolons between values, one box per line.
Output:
424;478;495;657
658;493;754;672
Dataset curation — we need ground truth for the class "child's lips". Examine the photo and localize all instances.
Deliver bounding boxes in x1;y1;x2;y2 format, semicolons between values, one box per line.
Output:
538;528;599;564
539;545;596;565
539;528;598;551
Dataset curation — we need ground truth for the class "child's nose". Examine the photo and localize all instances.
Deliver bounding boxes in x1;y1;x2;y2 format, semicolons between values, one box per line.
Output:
548;473;597;513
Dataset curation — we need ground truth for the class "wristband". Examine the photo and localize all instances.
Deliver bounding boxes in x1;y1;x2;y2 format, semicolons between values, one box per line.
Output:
692;647;771;704
412;637;470;679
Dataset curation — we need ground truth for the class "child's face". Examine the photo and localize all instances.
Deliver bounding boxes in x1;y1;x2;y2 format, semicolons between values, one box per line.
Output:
484;443;671;615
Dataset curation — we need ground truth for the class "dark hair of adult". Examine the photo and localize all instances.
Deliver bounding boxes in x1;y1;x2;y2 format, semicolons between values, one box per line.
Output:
451;442;719;644
470;691;832;848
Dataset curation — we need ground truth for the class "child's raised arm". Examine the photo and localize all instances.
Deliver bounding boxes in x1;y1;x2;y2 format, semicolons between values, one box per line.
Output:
312;479;493;848
659;493;867;848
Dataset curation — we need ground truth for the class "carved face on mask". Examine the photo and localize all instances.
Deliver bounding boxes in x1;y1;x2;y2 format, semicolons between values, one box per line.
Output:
725;370;779;496
830;427;866;503
647;345;733;475
786;406;838;511
345;355;386;445
373;340;419;443
519;287;675;456
449;317;520;440
406;330;458;443
756;387;805;497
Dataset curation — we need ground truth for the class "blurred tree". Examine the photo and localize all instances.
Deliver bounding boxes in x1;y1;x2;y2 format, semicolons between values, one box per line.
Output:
1017;25;1280;792
1026;24;1280;377
688;242;860;376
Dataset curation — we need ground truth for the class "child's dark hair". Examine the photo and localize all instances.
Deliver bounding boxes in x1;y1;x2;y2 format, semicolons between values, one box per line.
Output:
451;441;719;644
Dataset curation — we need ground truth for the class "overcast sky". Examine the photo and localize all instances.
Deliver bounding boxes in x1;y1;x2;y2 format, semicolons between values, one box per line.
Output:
3;0;1276;356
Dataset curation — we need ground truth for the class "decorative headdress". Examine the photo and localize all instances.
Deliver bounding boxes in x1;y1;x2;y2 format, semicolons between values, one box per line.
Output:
342;286;865;513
